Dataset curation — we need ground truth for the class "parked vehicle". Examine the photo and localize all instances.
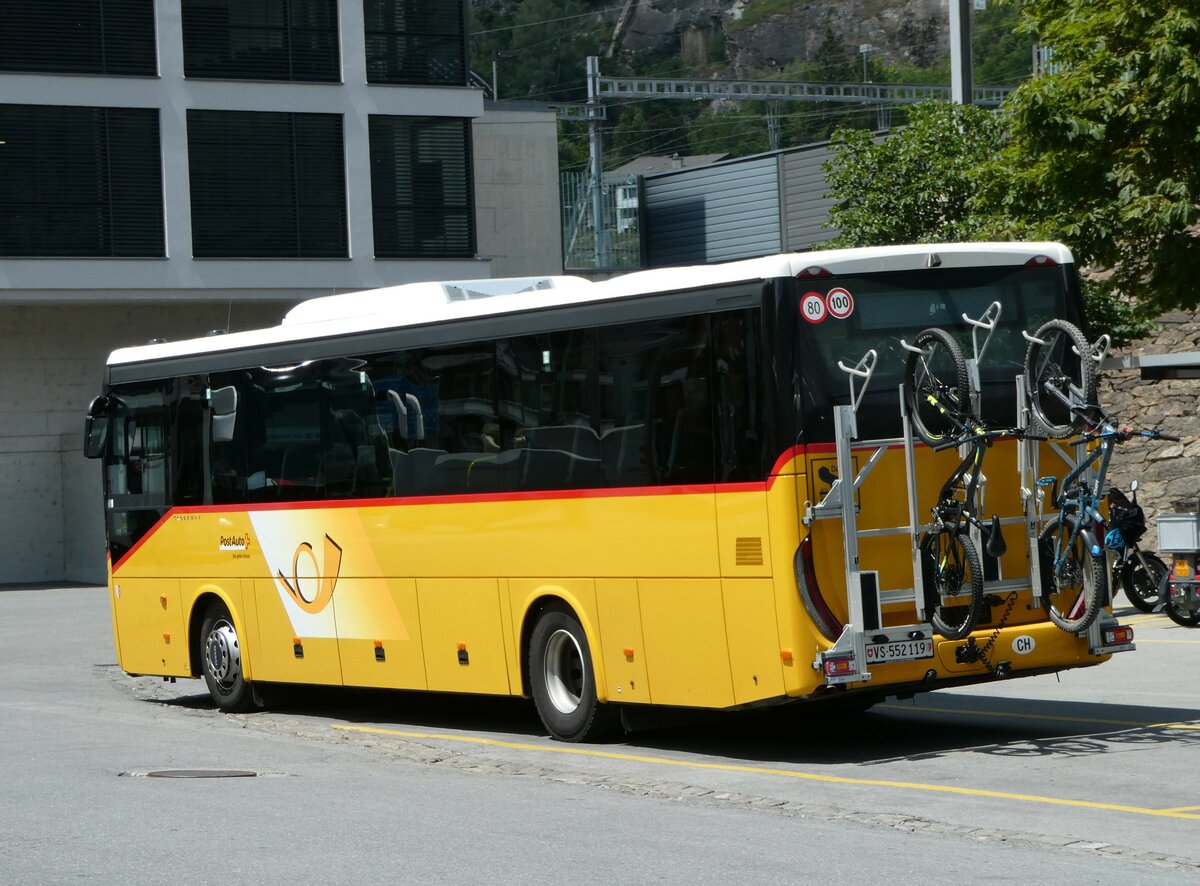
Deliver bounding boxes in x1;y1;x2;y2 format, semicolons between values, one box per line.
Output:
1158;507;1200;627
1105;481;1168;613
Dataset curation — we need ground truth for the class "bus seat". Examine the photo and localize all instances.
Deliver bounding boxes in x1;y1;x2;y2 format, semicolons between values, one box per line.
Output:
386;389;409;440
601;423;648;485
523;424;601;460
435;451;505;493
405;447;445;495
404;393;425;440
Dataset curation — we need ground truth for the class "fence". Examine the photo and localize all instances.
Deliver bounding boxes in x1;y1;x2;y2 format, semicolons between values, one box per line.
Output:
560;172;641;271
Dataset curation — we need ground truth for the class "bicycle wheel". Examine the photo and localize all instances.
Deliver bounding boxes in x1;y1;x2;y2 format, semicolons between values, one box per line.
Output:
920;529;984;640
1024;319;1098;438
1120;551;1167;613
1038;514;1106;633
904;327;971;447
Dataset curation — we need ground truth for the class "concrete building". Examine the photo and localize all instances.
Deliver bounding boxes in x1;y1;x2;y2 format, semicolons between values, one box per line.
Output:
0;2;561;585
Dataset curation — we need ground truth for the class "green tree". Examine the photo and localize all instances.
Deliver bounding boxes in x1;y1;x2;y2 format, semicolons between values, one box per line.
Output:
823;101;1005;247
471;0;604;103
988;0;1200;319
687;108;772;157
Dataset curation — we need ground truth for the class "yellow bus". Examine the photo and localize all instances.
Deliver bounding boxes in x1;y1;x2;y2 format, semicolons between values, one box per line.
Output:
84;242;1134;741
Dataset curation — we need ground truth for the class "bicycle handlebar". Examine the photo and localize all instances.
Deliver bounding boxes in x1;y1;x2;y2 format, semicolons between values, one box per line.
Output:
931;428;1045;452
1071;427;1178;445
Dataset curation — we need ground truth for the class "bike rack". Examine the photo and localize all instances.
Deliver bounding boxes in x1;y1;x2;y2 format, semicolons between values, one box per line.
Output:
809;317;1134;686
1016;373;1045;606
806;349;878;685
808;349;943;686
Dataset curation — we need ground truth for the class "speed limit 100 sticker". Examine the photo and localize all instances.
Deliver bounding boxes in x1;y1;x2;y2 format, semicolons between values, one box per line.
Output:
826;287;855;319
801;291;827;324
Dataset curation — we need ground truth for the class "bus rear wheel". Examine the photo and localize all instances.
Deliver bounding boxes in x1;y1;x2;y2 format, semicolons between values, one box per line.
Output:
529;605;615;742
199;600;256;712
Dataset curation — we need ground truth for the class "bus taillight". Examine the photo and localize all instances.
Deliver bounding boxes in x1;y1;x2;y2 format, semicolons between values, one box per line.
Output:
823;655;857;677
1103;625;1134;646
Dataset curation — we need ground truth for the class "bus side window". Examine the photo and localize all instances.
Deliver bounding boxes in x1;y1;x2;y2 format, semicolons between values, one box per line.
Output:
209;372;250;505
600;316;715;487
713;309;763;482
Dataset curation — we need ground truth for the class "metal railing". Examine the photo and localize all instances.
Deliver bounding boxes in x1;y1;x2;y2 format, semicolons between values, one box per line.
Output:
560;172;640;271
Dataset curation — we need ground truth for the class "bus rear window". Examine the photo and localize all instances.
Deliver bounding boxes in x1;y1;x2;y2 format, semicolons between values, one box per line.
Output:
791;264;1084;440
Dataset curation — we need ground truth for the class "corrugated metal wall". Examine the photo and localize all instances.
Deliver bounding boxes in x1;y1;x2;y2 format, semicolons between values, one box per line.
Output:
641;142;841;269
781;145;839;252
642;155;780;268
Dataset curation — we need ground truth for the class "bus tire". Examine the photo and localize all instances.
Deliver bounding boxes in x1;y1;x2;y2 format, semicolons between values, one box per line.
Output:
199;600;256;713
529;605;615;742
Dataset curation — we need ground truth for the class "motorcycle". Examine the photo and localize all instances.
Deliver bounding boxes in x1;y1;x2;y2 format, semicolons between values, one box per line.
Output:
1106;481;1169;613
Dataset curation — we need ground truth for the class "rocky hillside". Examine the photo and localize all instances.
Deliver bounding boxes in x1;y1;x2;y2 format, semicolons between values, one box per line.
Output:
617;0;951;74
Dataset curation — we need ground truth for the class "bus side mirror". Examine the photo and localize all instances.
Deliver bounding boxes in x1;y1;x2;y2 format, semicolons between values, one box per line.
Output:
83;396;110;459
210;385;239;444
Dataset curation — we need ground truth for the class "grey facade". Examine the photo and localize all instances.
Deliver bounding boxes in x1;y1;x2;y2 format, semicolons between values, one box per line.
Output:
0;2;562;586
641;141;842;268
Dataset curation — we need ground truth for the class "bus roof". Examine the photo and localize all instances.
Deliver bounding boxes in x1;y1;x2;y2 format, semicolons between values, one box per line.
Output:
107;242;1073;368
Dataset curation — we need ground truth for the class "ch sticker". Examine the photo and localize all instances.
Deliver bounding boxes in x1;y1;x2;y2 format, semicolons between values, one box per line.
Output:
278;534;343;614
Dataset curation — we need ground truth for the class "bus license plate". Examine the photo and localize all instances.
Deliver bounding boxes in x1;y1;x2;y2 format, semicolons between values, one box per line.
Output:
864;638;934;665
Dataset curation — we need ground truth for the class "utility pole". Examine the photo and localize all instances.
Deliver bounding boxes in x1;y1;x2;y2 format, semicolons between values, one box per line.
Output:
586;56;607;268
949;0;974;104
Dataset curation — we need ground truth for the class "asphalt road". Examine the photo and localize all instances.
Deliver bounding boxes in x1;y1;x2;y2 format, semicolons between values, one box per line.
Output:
2;586;1198;884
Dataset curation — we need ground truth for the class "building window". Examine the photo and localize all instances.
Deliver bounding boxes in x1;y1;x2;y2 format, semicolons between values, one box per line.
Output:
0;1;157;76
187;110;347;258
369;116;475;259
363;0;466;86
182;0;340;82
0;104;164;257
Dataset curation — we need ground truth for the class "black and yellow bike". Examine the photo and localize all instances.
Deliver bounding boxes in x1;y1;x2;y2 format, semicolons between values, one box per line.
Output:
904;327;1014;640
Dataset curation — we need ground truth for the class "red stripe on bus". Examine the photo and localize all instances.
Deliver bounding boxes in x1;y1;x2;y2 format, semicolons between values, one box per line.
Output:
109;444;838;574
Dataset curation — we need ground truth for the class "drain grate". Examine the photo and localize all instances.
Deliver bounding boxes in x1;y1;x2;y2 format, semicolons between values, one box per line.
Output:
146;769;257;779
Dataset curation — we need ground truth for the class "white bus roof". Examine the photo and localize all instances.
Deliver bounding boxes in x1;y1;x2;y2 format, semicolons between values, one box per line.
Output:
107;242;1074;368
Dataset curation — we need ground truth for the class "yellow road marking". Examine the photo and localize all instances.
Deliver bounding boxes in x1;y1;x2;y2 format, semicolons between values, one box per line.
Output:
1120;614;1165;626
1161;805;1200;813
881;704;1200;731
331;723;1200;820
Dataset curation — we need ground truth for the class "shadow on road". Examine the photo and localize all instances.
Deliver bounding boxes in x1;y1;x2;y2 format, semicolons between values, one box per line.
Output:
150;677;1200;766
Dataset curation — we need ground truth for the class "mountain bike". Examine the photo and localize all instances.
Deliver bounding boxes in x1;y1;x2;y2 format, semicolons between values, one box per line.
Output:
903;327;1011;640
1025;319;1178;633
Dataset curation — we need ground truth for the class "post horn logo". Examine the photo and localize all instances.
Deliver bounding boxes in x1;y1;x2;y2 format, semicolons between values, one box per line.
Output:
278;534;343;614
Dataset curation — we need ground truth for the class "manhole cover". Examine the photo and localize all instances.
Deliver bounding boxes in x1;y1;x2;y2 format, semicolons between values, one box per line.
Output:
146;769;257;779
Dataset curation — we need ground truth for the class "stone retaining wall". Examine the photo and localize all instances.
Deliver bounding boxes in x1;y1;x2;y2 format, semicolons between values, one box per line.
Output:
1101;310;1200;551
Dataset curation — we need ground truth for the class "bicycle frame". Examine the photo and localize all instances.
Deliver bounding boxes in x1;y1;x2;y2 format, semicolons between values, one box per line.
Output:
1038;420;1121;577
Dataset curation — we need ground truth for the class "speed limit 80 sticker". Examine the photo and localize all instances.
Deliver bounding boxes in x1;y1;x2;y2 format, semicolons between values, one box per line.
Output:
801;291;827;324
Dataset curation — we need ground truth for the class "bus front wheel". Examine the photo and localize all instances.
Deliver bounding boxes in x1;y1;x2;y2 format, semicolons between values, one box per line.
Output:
199;600;256;712
529;605;615;742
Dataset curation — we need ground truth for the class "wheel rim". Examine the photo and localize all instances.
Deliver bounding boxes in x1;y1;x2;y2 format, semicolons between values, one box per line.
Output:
205;618;241;692
1047;533;1091;620
543;628;584;715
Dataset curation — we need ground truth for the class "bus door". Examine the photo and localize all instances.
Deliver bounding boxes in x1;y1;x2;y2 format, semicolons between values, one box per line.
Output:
89;381;192;674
